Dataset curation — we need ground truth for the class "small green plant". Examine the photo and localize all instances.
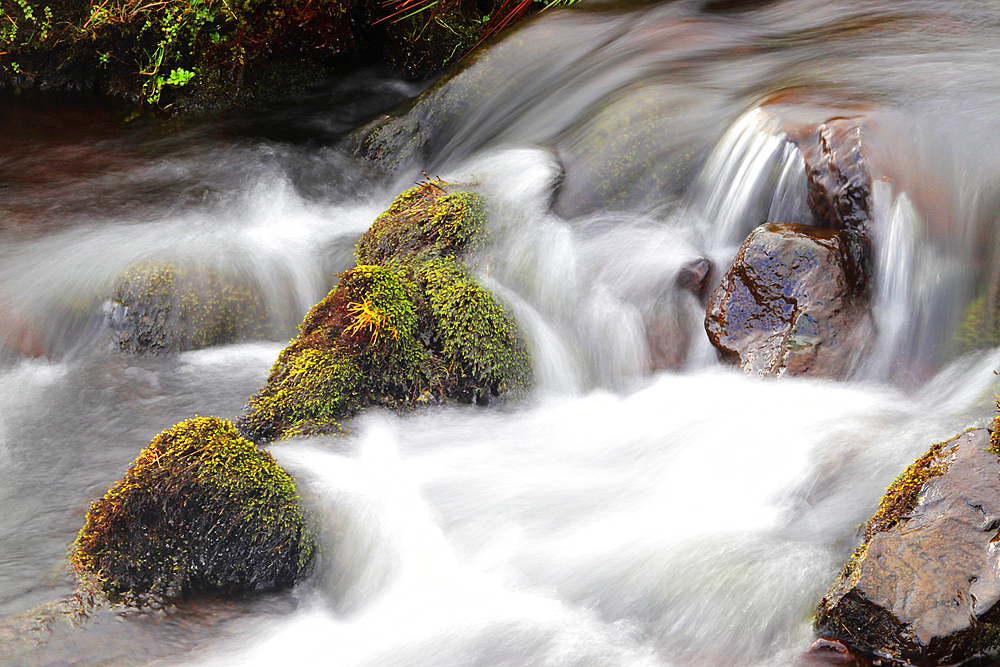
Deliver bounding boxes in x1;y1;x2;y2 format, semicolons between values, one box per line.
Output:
166;66;195;85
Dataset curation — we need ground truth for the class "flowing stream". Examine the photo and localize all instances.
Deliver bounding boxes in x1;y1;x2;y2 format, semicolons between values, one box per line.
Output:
5;1;1000;665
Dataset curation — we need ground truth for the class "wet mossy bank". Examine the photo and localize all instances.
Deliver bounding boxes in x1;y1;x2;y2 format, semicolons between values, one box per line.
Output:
0;0;571;109
67;182;532;610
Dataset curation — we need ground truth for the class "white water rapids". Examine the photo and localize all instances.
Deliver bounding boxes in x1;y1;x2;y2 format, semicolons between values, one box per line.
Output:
5;1;1000;665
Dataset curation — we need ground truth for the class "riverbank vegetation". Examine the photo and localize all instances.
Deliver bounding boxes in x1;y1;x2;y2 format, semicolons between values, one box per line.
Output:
0;0;580;108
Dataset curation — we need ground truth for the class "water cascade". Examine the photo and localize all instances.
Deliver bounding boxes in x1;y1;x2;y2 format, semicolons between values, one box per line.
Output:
5;0;1000;665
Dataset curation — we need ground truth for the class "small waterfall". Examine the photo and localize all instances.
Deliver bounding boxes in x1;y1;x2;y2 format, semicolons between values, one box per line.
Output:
691;108;810;256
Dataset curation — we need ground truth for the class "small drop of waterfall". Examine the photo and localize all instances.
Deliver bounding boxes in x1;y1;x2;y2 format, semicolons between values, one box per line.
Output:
691;108;810;256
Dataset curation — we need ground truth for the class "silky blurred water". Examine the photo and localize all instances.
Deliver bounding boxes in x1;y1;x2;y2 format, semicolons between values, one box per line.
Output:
5;1;1000;665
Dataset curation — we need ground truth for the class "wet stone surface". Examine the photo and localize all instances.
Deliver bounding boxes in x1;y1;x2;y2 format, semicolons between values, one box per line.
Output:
816;427;1000;666
704;222;872;378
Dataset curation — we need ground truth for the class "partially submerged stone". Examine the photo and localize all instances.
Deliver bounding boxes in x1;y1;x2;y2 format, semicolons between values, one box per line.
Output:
705;222;872;377
815;425;1000;665
71;416;315;606
108;261;275;355
238;181;531;443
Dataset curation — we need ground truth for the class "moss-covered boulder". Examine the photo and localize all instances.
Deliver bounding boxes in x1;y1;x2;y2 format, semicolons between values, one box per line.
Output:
238;181;531;443
108;261;276;355
71;416;315;606
814;424;1000;665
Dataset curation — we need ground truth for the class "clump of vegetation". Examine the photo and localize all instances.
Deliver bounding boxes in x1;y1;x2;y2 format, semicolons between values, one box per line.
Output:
0;0;582;106
357;183;486;265
71;416;316;607
110;260;275;355
417;257;530;400
238;180;531;443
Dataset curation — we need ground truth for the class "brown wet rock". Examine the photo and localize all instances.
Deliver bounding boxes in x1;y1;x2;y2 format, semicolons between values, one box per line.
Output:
799;638;867;667
704;222;872;378
676;257;714;303
792;116;873;237
767;106;876;294
816;427;1000;666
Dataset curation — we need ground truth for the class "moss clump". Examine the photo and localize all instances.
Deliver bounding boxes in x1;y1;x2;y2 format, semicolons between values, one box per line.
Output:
239;346;367;443
71;416;315;606
110;261;275;355
356;182;486;266
417;258;531;401
238;181;531;443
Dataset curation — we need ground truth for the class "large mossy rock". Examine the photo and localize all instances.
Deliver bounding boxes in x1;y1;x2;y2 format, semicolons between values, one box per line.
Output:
108;261;275;355
705;222;872;378
71;416;315;606
815;425;1000;665
237;181;531;443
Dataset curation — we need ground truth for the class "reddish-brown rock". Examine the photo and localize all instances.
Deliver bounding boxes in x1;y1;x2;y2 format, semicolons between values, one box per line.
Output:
815;426;1000;665
705;223;872;378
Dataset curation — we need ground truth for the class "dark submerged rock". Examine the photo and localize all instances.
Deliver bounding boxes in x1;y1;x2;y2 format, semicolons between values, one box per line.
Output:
71;416;316;607
237;181;531;443
108;261;276;355
704;222;872;378
815;425;1000;665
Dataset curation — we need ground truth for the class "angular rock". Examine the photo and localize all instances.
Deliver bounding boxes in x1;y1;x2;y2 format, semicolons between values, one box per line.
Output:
705;222;872;378
237;181;532;443
782;112;875;294
792;116;873;238
71;416;316;607
815;426;1000;666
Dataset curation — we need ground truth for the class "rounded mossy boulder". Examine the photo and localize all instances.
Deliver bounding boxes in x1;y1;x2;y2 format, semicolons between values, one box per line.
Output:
238;182;532;443
239;264;432;442
109;261;275;355
71;416;315;606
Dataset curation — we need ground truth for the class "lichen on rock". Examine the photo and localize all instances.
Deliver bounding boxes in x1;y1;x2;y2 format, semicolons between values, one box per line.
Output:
238;180;531;443
71;416;315;607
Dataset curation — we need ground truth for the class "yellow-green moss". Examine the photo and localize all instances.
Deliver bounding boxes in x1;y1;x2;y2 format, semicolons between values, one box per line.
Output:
417;258;531;401
240;346;366;443
71;416;315;607
863;438;955;542
111;261;274;354
356;182;487;266
238;183;531;443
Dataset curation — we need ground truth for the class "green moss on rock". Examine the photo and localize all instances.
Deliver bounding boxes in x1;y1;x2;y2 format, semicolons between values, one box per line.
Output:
110;261;274;355
238;182;532;443
71;416;315;606
240;346;367;443
862;437;955;542
417;258;531;401
356;183;487;266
